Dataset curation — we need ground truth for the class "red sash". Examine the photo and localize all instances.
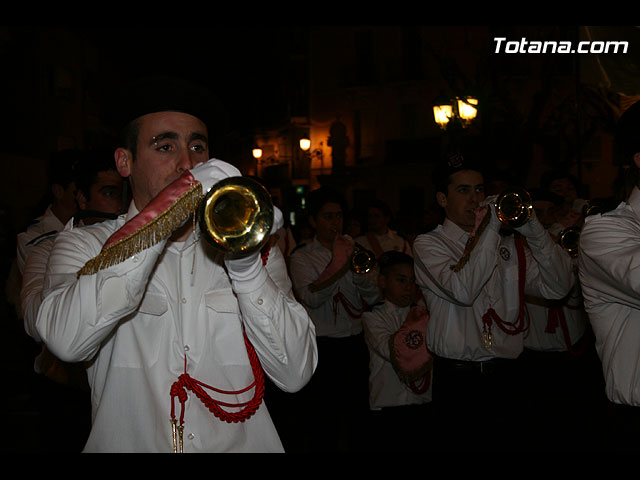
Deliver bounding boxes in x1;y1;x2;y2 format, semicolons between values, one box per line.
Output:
546;305;585;355
482;235;530;349
333;289;368;320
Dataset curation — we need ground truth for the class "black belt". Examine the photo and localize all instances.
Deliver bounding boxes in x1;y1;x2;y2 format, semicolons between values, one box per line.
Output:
434;356;515;375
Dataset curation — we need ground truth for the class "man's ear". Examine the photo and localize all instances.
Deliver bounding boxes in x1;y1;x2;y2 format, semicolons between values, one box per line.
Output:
308;215;317;230
115;148;132;178
633;152;640;169
436;191;447;208
51;184;64;200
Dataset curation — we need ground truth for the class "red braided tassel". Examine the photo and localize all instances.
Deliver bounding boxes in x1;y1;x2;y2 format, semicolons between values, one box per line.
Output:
260;245;271;266
481;235;531;347
170;329;265;431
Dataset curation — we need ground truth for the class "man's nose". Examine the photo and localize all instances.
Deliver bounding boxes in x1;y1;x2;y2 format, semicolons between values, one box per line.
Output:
176;149;195;172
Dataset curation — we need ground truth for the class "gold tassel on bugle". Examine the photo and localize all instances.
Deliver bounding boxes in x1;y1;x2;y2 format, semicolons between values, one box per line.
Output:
77;183;204;277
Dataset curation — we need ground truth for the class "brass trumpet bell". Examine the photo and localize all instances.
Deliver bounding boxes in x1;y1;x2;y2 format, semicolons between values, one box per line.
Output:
198;176;274;256
495;187;533;228
351;244;376;274
558;226;580;258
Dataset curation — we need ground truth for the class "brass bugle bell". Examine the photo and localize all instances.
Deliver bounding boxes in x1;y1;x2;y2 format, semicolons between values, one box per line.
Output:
558;226;581;258
351;243;376;274
198;176;274;256
495;187;533;228
584;202;603;218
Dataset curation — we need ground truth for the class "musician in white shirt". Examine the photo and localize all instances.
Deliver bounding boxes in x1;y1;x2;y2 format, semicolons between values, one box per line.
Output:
579;101;640;451
35;77;317;452
412;152;573;444
289;186;380;451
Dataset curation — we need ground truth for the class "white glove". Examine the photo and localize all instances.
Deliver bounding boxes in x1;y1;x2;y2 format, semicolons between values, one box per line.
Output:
480;195;502;233
271;205;284;234
225;251;266;293
224;206;282;293
514;209;546;240
190;158;241;194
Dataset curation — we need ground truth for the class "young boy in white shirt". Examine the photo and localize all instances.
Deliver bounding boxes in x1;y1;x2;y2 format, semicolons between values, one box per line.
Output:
362;251;433;450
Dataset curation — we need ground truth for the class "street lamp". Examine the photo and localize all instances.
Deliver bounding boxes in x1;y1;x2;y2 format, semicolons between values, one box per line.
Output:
457;97;479;123
252;147;263;160
299;137;311;152
433;103;454;129
433;95;478;129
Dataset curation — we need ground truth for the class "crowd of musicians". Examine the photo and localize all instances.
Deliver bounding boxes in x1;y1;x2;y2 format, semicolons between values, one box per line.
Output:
6;76;640;453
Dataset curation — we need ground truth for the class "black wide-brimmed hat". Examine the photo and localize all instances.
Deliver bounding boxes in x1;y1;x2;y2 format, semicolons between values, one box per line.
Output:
103;74;228;135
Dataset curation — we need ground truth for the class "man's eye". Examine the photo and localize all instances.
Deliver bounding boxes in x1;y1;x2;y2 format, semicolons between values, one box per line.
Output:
191;144;207;153
156;143;173;152
101;188;119;198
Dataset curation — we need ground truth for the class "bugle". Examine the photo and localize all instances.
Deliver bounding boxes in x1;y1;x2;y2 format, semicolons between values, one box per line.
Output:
198;176;274;256
555;199;604;258
557;226;580;258
351;243;376;274
495;187;533;228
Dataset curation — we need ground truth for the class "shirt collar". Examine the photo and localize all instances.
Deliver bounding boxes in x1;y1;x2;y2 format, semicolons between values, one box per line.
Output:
310;236;330;252
125;200;139;220
383;299;411;314
628;186;640;215
441;217;471;245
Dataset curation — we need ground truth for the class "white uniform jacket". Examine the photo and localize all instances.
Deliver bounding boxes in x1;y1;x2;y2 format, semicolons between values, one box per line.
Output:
579;186;640;406
35;200;318;453
413;218;574;362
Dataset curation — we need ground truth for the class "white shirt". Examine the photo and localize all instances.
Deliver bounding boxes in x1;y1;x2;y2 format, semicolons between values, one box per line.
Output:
413;218;574;362
362;300;432;409
21;219;74;342
524;259;588;352
289;237;380;337
6;206;64;314
16;206;64;275
579;186;640;406
36;201;318;453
